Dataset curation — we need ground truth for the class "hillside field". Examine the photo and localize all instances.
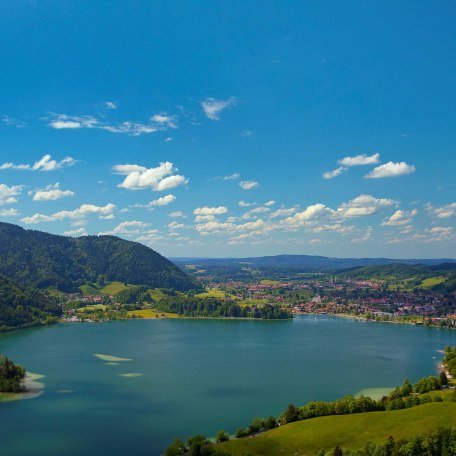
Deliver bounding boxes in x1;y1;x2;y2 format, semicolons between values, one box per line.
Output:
218;402;456;456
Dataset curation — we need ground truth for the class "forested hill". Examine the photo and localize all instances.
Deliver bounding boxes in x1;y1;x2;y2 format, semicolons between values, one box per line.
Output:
0;275;61;331
0;222;196;292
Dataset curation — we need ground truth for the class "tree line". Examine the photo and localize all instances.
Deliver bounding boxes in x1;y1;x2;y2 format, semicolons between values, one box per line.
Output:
317;427;456;456
155;296;292;319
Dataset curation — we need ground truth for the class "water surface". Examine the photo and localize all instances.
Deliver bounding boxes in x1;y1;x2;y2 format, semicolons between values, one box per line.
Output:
0;316;454;455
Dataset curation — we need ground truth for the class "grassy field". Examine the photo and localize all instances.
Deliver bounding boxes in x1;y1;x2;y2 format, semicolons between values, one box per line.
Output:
149;288;166;302
195;288;233;299
77;304;107;312
419;276;447;288
260;280;282;286
218;402;456;456
99;281;131;295
79;284;99;296
127;308;180;319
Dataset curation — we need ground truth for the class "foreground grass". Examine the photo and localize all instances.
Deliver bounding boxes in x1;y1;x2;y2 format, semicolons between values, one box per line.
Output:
218;402;456;456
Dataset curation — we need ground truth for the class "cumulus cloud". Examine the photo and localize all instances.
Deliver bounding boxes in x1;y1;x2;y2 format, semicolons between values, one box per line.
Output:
426;202;456;219
285;204;334;225
0;154;77;172
365;161;415;179
337;194;397;217
99;220;150;236
239;200;256;207
21;203;115;224
168;221;185;229
113;162;188;191
0;208;19;217
104;101;117;109
200;97;236;120
193;206;228;216
338;153;380;167
133;194;177;209
64;227;87;237
382;209;418;226
168;211;185;218
269;206;299;218
239;180;259;190
323;167;346;179
242;206;271;219
0;184;23;206
30;183;74;201
264;200;275;206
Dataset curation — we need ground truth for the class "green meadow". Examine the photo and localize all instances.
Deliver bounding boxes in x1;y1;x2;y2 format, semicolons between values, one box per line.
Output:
219;402;456;456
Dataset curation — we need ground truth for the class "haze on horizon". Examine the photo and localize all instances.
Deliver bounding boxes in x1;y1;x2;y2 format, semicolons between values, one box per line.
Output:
0;1;455;259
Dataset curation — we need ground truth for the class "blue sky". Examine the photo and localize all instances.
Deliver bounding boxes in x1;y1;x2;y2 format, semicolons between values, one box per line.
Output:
0;1;455;258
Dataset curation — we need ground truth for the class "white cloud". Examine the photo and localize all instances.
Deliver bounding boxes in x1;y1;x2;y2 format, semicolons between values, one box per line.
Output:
201;97;236;120
338;153;380;166
0;208;19;217
239;200;256;207
193;206;228;216
269;206;299;219
337;194;397;217
168;221;185;229
169;211;185;218
2;115;26;128
0;184;23;206
382;209;418;226
285;204;334;225
426;202;456;219
242;206;271;219
99;220;150;236
0;154;77;172
264;200;275;206
239;180;259;190
21;203;115;224
104;101;117;109
212;172;240;181
64;227;87;236
323;167;346;179
151;194;176;206
113;162;188;191
30;183;75;201
365;161;415;179
46;112;177;137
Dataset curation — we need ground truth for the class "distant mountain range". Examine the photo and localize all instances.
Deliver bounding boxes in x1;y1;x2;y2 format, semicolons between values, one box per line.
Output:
0;222;196;292
172;254;456;270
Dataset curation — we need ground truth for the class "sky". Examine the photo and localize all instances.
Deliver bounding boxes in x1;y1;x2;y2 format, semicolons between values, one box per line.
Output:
0;1;455;259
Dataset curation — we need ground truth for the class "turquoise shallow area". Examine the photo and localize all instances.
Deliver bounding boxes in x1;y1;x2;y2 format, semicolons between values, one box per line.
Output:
0;316;454;456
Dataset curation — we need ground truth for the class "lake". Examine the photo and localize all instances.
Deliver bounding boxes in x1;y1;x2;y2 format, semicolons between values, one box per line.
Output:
0;316;455;456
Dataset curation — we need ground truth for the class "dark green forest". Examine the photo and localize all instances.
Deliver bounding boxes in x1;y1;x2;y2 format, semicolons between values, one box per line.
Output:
0;222;196;292
0;275;61;331
156;296;292;319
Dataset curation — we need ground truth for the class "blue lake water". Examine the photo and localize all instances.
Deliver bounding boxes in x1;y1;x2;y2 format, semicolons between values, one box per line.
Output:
0;316;455;455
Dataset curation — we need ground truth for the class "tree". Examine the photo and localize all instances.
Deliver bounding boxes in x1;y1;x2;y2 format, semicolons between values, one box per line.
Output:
264;416;278;429
281;403;300;424
215;430;229;443
164;438;186;456
439;371;448;387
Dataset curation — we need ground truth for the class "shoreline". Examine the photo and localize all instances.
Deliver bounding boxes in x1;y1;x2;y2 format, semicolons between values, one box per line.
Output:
297;311;456;331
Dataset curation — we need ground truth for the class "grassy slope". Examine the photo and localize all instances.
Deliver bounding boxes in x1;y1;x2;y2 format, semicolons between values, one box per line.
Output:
219;402;456;456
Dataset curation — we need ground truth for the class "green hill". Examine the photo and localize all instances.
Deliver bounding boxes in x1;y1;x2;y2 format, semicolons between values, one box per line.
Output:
218;402;456;455
0;222;196;292
0;275;61;331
